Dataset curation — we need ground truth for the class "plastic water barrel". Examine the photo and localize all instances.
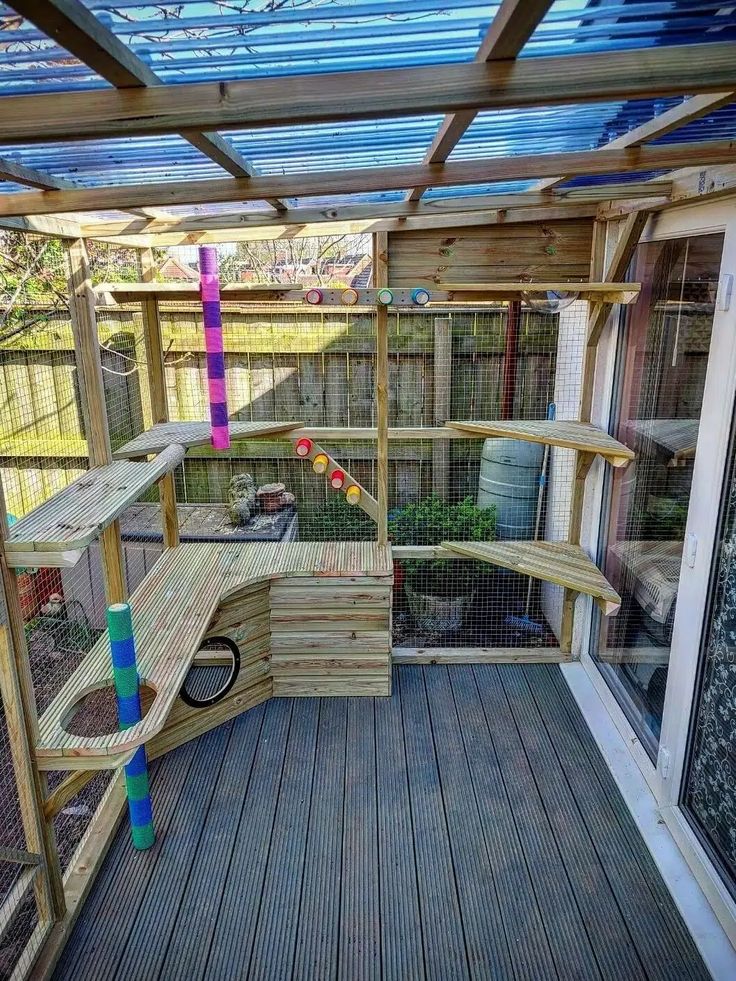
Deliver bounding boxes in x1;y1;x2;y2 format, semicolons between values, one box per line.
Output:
477;438;544;540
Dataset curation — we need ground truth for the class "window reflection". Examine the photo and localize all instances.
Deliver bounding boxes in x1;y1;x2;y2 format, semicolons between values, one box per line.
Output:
595;233;724;758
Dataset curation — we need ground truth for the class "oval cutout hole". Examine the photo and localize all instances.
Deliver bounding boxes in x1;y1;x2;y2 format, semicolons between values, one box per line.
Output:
64;683;156;738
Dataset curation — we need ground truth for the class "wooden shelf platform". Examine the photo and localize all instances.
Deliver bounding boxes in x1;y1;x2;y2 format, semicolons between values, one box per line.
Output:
113;420;302;459
445;419;634;467
441;281;641;304
4;445;185;567
35;541;392;770
441;540;621;615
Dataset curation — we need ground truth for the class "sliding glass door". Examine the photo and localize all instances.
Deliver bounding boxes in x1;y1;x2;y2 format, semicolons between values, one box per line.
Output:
681;405;736;897
593;232;724;759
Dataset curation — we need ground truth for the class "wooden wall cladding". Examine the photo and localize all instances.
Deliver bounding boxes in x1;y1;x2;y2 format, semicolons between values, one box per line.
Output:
387;218;595;286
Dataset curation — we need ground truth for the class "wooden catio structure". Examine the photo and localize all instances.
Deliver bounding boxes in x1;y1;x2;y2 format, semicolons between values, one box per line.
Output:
0;1;735;979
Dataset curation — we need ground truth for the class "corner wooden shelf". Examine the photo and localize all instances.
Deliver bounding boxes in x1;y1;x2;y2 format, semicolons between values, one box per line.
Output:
112;420;302;459
445;419;634;468
35;541;393;770
4;444;185;568
441;540;621;616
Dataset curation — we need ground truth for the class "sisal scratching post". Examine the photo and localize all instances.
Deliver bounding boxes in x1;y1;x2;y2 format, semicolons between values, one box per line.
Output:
199;245;230;449
107;602;155;850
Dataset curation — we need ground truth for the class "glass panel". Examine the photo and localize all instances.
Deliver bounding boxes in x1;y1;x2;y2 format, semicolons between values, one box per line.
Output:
682;409;736;896
594;232;724;759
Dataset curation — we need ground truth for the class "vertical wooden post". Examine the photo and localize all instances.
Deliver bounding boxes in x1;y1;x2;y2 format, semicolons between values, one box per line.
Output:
501;300;521;420
560;216;611;655
433;316;451;499
140;248;179;548
0;479;65;919
67;239;127;605
373;232;389;547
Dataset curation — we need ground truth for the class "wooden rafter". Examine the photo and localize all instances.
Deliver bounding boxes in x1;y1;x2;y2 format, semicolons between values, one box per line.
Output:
586;210;650;347
0;42;735;145
0;141;728;218
406;0;554;202
78;179;670;239
0;157;76;191
534;91;736;192
7;0;285;211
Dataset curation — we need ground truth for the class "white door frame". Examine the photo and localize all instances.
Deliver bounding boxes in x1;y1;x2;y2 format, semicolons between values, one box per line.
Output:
578;197;736;942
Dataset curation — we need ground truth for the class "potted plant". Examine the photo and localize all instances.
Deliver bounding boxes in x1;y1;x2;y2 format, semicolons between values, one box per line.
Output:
389;496;496;633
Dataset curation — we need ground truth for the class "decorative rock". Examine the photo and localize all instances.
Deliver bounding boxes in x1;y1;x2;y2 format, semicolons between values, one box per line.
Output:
227;473;257;526
257;482;287;513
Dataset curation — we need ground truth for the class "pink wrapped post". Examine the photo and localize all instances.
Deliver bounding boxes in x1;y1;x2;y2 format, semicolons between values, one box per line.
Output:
199;246;230;449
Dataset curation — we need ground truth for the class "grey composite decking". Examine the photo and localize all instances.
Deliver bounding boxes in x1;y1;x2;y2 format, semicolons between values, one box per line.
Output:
54;665;710;981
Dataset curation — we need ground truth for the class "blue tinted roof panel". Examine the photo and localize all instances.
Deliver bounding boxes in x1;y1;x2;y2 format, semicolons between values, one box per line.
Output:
0;1;733;215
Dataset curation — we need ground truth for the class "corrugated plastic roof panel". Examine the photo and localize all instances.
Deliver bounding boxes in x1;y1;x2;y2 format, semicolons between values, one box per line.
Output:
0;0;734;216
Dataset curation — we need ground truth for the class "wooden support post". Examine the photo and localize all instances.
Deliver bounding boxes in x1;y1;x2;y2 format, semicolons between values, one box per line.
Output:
559;589;580;654
568;451;595;546
140;247;179;548
0;479;65;920
373;232;389;547
67;239;127;605
433;316;451;499
501;300;521;420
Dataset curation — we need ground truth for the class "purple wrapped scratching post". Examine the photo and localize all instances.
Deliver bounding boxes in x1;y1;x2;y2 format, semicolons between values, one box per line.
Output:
199;245;230;449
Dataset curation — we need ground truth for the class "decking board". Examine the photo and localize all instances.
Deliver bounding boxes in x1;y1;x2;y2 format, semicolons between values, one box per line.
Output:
54;666;710;981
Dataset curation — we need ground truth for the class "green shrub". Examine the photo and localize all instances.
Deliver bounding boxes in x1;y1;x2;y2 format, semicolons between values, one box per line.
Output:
389;495;496;597
299;493;375;541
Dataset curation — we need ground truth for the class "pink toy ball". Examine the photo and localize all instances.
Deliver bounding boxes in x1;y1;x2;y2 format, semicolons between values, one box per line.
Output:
295;437;313;457
330;468;346;490
305;288;323;305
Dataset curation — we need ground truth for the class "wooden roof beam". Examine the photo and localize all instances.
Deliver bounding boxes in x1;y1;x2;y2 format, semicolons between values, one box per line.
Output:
406;0;554;202
78;179;670;239
0;141;726;218
0;42;735;145
6;0;286;211
83;203;602;248
532;91;736;193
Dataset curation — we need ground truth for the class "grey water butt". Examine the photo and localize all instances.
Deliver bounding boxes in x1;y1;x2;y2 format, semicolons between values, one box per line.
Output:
477;437;544;540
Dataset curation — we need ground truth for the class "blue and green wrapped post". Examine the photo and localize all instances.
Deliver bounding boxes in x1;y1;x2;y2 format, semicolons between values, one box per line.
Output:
107;602;155;850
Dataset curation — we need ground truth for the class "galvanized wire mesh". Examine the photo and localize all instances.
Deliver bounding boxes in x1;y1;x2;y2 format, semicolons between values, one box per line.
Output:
0;235;592;976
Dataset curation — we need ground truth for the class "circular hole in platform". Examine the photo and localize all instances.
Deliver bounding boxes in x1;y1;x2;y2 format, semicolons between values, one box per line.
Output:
180;636;240;708
64;682;156;738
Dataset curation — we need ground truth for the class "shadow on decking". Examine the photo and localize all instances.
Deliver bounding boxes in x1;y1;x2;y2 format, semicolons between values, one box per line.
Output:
54;665;708;981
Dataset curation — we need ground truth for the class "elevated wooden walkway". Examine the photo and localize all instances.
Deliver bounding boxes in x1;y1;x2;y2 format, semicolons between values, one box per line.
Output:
53;665;709;981
35;541;392;771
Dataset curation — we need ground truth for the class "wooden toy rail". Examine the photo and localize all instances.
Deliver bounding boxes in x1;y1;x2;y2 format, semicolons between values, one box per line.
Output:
34;540;392;771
